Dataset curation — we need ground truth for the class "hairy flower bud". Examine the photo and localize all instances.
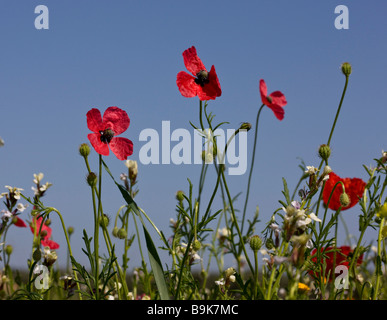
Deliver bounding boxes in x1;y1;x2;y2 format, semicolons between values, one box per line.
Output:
239;122;252;131
192;239;201;252
318;144;331;161
5;245;13;256
79;143;91;158
117;228;127;239
249;235;263;251
341;62;352;77
86;172;98;187
339;192;351;207
176;190;185;202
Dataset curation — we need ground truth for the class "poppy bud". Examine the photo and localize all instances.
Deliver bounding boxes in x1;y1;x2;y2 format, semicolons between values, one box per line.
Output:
192;239;201;252
176;190;185;202
33;248;41;261
112;226;119;237
67;226;74;235
318;144;331;161
341;62;352;77
86;172;98;187
239;122;252;131
377;203;387;219
79;143;91;158
99;214;110;228
117;228;127;239
265;238;275;250
5;245;13;256
249;235;263;252
339;192;351;208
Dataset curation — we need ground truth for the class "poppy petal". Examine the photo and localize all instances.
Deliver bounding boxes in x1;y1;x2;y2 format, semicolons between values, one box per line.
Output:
183;46;206;76
102;106;130;135
88;133;109;156
42;239;60;250
269;91;287;107
259;79;268;103
177;71;198;98
14;216;27;228
267;104;285;121
197;65;222;101
322;172;366;211
109;137;134;160
87;108;103;133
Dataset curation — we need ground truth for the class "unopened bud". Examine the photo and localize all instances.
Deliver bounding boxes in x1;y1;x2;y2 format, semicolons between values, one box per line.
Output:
318;144;331;161
176;190;185;202
112;226;119;237
67;226;74;235
5;245;13;256
99;214;110;228
117;228;127;239
239;122;252;131
79;143;91;158
192;240;201;251
339;192;351;207
341;62;352;77
249;235;263;251
86;172;98;187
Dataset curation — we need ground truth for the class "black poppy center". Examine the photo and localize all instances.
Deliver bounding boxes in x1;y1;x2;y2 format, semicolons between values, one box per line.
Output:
100;128;115;144
266;96;273;103
194;70;210;87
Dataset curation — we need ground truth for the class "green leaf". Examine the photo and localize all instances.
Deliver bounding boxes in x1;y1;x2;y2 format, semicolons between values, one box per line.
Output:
101;159;170;300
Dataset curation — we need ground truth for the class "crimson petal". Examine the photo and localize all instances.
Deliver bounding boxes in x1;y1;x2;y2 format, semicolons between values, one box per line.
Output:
88;133;109;156
183;46;206;76
87;108;103;133
109;137;134;160
102;106;130;135
177;71;198;98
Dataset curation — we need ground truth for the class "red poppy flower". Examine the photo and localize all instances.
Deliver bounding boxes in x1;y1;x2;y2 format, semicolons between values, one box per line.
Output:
323;171;366;211
176;46;221;101
13;216;27;228
30;217;59;250
87;107;133;160
259;79;287;121
309;246;363;281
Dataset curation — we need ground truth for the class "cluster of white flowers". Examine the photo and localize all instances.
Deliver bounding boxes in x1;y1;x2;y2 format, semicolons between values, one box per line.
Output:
31;173;52;196
215;267;236;287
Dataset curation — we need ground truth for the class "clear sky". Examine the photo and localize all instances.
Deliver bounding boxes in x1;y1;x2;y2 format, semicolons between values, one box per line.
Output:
1;1;387;271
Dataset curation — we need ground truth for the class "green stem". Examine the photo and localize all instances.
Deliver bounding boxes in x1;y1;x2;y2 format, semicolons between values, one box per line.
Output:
326;75;349;147
241;104;264;234
220;169;254;274
373;217;384;300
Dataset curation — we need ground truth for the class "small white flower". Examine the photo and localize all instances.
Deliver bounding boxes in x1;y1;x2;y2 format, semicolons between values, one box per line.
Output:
305;166;319;175
308;212;322;223
16;203;28;212
1;210;12;220
215;278;225;286
33;173;44;185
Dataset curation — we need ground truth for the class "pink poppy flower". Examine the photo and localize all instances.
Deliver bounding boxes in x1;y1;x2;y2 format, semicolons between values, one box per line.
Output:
176;46;221;101
87;107;133;160
259;79;287;120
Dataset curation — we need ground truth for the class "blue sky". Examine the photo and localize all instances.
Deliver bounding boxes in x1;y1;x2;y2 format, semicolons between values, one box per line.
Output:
1;1;387;271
